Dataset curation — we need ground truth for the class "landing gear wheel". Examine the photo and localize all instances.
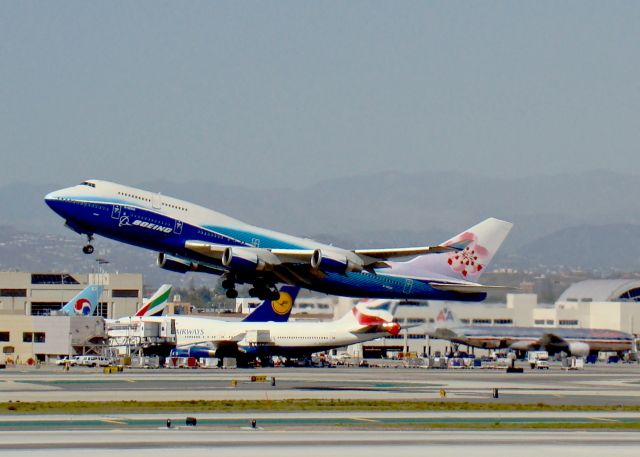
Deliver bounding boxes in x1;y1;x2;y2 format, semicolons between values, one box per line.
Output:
268;290;280;300
82;244;94;255
225;289;238;299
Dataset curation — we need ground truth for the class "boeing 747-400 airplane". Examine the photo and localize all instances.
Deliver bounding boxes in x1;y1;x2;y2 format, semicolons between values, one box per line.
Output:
45;180;512;302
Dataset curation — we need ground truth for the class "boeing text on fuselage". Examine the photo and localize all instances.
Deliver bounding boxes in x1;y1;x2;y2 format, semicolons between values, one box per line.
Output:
45;180;513;301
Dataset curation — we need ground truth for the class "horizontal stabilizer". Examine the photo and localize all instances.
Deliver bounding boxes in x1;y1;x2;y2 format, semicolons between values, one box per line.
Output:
355;244;464;260
430;283;516;294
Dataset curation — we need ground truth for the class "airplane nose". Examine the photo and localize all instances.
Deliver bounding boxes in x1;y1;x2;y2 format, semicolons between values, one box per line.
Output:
44;188;70;214
44;190;63;207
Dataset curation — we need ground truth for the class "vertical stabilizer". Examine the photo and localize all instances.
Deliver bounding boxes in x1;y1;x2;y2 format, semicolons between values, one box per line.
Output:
242;285;300;322
60;285;104;316
337;303;400;335
434;305;462;329
391;218;513;281
136;284;173;317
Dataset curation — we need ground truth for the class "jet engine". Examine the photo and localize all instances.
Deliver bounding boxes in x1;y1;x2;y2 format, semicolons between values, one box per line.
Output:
157;253;220;275
222;247;269;271
311;249;363;274
158;253;194;273
568;342;590;357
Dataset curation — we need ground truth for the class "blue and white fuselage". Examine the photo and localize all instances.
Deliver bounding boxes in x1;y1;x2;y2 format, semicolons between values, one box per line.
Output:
45;180;513;301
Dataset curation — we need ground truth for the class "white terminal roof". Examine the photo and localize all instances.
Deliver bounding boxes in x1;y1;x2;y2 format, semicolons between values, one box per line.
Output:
557;279;640;303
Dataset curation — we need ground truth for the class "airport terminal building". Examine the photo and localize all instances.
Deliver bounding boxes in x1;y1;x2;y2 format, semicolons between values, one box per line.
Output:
2;270;640;363
0;272;143;362
0;271;143;318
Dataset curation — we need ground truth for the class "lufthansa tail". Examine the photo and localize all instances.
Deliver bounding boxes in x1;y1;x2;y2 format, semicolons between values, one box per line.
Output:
242;285;300;323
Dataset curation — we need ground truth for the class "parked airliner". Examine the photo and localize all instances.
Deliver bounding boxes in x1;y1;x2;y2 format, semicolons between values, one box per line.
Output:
168;301;400;360
45;180;512;302
428;307;636;357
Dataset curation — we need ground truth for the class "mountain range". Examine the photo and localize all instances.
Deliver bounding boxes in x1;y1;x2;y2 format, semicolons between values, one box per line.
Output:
1;170;639;285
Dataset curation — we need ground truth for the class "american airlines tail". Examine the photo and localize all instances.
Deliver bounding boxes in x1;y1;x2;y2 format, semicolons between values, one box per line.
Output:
392;218;513;282
433;305;463;329
60;285;104;316
135;284;172;317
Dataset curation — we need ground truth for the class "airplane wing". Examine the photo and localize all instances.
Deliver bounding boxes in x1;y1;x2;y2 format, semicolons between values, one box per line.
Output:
430;283;516;294
539;333;568;347
184;239;468;274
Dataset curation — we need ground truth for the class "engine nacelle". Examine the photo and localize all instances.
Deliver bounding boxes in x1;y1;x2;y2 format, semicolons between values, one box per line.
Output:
158;253;220;275
568;342;590;357
170;346;216;358
157;253;194;273
222;247;268;271
311;249;363;273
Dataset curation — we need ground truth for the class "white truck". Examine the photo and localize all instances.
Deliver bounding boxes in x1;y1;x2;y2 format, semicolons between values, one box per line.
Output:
527;350;550;369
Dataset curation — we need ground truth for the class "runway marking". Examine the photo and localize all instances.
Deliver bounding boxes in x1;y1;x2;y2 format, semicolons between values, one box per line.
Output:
350;417;379;423
101;419;128;425
126;379;136;383
589;417;619;423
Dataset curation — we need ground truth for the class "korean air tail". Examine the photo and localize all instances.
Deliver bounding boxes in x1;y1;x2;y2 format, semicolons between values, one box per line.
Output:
60;285;104;316
136;284;172;317
242;285;300;322
395;218;513;284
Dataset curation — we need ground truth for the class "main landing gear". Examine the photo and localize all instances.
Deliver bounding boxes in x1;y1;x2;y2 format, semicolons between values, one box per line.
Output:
249;282;280;301
82;234;94;255
222;275;238;299
220;275;279;301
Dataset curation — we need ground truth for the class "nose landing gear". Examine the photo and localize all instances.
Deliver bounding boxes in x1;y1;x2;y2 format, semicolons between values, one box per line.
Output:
82;234;95;255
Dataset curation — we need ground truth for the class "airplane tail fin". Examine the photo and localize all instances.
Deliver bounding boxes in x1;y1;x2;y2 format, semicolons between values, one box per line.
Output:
136;284;173;317
433;304;462;329
338;303;400;336
399;218;512;281
60;285;104;316
242;285;300;322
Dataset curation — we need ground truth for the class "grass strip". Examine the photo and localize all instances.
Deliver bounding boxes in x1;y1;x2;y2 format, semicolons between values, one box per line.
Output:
2;399;640;415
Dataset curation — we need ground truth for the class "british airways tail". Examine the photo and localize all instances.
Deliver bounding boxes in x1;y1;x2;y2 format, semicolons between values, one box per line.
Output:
60;285;104;316
242;285;300;322
136;284;173;317
392;218;513;285
338;303;401;336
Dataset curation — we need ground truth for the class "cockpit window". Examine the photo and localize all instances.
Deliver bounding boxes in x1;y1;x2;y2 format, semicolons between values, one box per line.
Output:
80;181;96;188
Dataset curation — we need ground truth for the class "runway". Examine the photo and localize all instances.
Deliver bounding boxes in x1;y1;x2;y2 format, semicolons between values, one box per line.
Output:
1;410;640;431
1;430;640;457
1;363;640;405
2;365;640;455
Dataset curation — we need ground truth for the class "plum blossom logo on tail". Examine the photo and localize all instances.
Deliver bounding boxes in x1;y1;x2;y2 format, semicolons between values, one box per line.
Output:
445;232;489;278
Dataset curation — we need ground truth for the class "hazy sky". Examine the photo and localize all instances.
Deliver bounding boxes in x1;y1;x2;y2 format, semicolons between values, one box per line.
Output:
1;2;639;188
